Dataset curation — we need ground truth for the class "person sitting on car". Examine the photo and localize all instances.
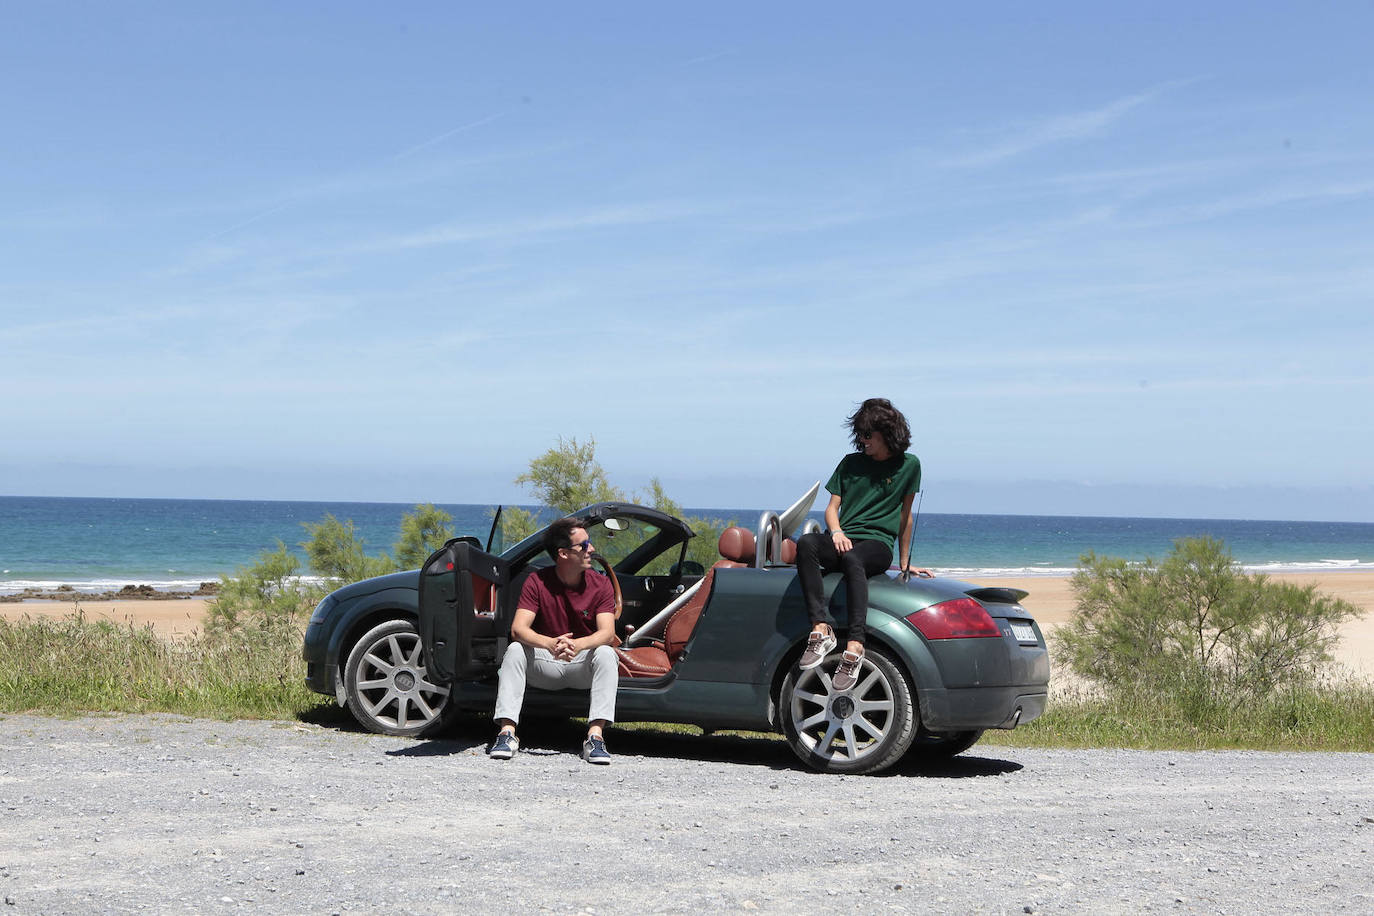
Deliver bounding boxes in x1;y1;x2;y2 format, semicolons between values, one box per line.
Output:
488;516;619;765
795;397;931;690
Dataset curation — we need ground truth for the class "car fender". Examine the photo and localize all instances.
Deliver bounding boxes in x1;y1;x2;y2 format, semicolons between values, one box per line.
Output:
318;586;420;673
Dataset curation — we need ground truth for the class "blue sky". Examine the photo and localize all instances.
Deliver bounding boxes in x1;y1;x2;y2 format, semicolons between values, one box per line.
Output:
3;3;1372;521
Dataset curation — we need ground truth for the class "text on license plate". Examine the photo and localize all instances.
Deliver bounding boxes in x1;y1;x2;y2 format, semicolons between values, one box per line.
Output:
1009;621;1037;642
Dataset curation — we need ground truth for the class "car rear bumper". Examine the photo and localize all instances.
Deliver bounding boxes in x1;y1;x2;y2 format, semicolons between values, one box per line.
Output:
918;685;1048;731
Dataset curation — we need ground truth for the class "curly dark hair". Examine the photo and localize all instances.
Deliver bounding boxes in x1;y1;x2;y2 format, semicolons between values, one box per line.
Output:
847;397;911;454
542;516;588;560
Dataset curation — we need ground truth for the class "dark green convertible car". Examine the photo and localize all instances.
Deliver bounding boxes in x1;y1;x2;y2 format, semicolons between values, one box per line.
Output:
302;492;1049;774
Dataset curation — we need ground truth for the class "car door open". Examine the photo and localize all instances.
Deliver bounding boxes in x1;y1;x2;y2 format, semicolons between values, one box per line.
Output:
418;538;512;683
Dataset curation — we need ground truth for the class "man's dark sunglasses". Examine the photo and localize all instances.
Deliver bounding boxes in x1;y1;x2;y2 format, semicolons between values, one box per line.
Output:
567;539;593;553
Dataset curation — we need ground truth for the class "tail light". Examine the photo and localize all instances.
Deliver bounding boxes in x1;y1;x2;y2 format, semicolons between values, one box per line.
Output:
904;598;1002;639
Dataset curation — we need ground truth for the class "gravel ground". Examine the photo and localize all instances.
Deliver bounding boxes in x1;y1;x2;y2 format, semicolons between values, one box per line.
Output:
1;713;1372;915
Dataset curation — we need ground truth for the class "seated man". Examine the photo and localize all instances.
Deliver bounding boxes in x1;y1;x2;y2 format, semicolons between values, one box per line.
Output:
488;517;618;765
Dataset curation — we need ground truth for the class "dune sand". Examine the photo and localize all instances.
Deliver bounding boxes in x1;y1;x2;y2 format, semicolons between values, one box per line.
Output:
5;571;1374;677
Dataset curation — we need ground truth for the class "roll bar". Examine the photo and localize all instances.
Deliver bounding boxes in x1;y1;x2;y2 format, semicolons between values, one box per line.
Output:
755;511;782;567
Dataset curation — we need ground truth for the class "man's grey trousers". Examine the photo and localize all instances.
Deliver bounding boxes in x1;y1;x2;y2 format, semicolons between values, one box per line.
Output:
493;643;618;725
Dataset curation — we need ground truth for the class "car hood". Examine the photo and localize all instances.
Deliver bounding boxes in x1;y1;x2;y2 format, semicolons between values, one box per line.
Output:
326;569;420;602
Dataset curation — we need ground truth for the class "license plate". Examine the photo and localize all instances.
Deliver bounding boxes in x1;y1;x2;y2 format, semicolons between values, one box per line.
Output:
1009;621;1037;643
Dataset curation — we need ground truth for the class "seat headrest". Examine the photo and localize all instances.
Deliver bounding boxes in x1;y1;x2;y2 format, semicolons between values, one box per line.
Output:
717;526;755;564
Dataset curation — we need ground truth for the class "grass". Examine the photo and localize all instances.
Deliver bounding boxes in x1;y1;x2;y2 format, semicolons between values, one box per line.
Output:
982;678;1374;752
3;609;1372;752
0;609;331;721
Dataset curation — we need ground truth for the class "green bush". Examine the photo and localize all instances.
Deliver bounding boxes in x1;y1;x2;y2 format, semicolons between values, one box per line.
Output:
504;438;733;570
207;504;456;642
302;514;396;584
394;503;455;570
1060;536;1359;704
205;542;324;642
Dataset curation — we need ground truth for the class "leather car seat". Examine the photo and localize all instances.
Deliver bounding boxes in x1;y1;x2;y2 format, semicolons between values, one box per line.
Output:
613;526;758;678
714;526;755;568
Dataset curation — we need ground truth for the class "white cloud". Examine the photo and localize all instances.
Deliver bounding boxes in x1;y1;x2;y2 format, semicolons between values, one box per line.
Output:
947;81;1194;168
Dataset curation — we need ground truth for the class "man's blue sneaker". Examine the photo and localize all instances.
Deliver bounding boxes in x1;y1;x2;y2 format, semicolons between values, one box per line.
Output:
582;734;612;765
488;732;519;760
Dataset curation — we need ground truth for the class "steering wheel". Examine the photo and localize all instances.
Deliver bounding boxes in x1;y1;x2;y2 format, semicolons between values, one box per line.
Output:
590;553;623;621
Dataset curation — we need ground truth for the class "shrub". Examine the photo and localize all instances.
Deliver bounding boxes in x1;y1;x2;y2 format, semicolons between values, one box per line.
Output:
394;503;455;569
506;440;732;570
208;504;455;642
205;542;324;642
302;514;395;584
1060;536;1359;703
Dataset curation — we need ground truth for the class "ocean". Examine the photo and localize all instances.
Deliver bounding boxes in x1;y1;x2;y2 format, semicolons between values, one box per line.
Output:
2;495;1372;595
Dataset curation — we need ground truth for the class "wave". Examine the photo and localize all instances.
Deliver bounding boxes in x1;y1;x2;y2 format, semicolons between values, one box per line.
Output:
960;559;1374;578
0;575;331;596
936;567;1081;578
5;559;1372;597
1240;559;1374;573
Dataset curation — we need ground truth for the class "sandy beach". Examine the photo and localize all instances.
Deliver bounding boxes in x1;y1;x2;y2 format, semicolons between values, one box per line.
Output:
5;571;1374;677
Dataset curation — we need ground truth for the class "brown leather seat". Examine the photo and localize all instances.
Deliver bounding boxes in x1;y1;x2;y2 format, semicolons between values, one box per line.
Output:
714;526;755;568
614;566;717;677
614;526;757;678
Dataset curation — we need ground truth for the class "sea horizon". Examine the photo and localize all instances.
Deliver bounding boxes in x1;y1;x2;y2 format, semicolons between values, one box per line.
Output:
3;494;1373;595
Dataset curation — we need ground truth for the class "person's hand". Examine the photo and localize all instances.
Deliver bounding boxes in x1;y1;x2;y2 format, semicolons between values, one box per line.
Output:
552;633;577;661
831;530;853;553
899;564;934;581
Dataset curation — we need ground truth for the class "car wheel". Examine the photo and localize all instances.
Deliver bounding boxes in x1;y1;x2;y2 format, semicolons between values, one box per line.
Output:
343;619;454;737
905;728;984;763
780;644;916;775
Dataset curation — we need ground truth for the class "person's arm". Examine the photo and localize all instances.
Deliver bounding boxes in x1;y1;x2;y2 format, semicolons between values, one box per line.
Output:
570;579;617;653
825;493;853;553
896;492;932;578
572;609;617;654
510;607;569;653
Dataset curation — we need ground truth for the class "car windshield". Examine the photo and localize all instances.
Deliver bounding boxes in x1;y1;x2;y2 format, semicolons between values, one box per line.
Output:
502;512;687;576
588;516;668;573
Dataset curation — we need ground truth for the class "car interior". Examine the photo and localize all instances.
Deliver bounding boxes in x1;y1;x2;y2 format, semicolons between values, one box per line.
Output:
613;524;799;679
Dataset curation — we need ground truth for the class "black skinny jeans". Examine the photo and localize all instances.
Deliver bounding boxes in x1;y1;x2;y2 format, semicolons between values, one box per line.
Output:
796;531;893;646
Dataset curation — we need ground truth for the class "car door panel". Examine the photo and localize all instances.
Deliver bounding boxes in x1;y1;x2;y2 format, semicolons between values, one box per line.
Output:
418;539;512;683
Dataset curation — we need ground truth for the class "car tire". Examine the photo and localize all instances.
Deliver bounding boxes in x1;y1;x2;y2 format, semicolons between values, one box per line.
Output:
905;728;984;763
780;643;917;775
343;618;454;738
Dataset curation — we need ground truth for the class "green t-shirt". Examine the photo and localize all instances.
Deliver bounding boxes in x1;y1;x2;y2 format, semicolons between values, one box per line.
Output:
826;452;922;545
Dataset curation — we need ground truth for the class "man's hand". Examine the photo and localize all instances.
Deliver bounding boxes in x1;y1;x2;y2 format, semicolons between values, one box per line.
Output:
831;530;853;553
551;633;577;661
